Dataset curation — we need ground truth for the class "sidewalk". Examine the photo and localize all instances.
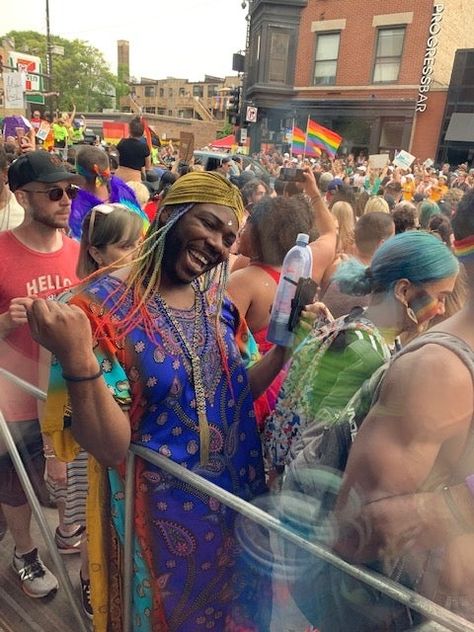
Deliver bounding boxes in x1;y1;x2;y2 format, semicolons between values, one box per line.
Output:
0;506;86;631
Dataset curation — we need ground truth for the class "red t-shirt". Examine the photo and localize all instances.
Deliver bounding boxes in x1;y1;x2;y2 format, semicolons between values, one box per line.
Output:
0;231;79;422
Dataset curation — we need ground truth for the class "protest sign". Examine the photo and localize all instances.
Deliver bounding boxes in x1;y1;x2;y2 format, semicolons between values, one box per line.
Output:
368;154;390;169
393;150;416;169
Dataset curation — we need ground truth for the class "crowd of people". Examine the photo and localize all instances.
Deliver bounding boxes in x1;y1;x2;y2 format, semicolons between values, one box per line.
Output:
1;110;474;632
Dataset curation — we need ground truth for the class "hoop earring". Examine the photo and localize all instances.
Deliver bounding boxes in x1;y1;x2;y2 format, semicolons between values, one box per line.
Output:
406;304;419;325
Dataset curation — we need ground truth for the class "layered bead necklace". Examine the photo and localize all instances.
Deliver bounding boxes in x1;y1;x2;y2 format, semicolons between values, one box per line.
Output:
155;287;211;466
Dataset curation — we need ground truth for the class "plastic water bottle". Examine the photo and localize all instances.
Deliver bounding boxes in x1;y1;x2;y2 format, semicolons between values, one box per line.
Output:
267;233;313;347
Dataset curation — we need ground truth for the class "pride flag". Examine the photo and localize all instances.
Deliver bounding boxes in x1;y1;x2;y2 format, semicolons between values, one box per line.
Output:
304;139;322;158
142;116;153;153
291;126;306;155
102;121;128;145
306;118;342;158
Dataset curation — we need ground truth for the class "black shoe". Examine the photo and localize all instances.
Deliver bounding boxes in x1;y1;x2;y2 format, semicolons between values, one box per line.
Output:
80;571;93;620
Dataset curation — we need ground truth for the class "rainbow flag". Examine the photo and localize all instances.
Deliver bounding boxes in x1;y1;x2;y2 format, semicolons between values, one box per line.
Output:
306;118;342;157
142;116;153;153
291;126;306;155
304;139;322;158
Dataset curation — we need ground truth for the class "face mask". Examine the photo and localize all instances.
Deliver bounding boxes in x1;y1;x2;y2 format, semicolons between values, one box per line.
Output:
408;289;441;325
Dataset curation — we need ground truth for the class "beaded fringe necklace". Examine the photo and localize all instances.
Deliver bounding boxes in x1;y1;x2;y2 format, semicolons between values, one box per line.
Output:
155;288;211;466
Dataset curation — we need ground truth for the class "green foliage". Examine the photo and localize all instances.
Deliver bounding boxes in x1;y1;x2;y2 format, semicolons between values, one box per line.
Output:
3;30;129;113
216;121;234;139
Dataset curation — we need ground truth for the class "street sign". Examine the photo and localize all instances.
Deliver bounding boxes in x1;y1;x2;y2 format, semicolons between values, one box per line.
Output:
8;51;43;92
245;106;258;123
26;95;45;104
239;128;248;142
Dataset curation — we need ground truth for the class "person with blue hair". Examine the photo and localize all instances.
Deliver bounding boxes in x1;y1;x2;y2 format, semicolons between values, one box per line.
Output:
418;199;441;229
330;189;474;628
265;229;458;471
334;229;458;301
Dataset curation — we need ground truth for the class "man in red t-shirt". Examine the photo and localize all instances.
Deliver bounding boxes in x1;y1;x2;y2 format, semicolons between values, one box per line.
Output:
0;151;82;598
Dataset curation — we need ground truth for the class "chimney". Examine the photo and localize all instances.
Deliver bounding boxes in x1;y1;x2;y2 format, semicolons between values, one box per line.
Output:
117;40;130;82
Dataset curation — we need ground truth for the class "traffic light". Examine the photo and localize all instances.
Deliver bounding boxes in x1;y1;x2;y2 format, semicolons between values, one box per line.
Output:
228;87;241;125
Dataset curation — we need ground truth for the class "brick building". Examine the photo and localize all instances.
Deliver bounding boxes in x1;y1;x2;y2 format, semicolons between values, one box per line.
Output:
120;74;241;122
245;0;474;160
118;38;241;123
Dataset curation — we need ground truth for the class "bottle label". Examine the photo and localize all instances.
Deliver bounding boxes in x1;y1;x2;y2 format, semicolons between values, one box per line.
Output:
280;277;298;313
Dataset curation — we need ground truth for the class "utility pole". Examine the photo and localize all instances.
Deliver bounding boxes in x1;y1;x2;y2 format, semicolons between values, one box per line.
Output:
45;0;55;116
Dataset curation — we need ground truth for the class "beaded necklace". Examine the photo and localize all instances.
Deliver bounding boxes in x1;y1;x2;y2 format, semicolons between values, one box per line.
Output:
156;287;210;466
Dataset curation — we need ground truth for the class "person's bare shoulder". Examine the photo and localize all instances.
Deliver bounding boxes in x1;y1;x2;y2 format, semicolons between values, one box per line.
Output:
227;266;262;312
309;233;337;282
228;265;263;291
374;342;473;440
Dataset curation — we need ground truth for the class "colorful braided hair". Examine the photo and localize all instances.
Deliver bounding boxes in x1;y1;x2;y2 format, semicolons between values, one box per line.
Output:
88;172;244;384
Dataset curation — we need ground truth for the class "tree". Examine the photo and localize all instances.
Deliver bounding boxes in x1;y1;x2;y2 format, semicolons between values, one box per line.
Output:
3;30;127;113
216;121;234;139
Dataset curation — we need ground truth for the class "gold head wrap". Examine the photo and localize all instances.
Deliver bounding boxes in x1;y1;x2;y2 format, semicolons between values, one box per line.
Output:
162;171;245;226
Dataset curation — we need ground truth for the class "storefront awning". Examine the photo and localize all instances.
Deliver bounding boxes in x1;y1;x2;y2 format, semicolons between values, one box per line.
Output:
445;113;474;142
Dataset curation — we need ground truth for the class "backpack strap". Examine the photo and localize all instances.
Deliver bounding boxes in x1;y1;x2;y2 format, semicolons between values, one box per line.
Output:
314;307;387;359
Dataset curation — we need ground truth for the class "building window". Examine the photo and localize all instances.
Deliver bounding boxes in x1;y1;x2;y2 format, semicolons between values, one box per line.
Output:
380;119;405;150
207;85;218;97
144;106;155;114
144;86;155;97
268;29;290;83
157;108;165;115
159;88;164;97
313;32;340;85
168;88;174;98
179;87;185;96
373;27;405;83
193;85;203;97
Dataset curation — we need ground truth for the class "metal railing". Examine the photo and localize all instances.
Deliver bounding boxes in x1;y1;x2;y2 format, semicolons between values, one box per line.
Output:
0;366;473;632
0;371;88;632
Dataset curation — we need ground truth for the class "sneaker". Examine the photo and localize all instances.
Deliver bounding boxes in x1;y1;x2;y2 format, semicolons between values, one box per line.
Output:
55;525;84;555
13;548;59;598
80;572;93;620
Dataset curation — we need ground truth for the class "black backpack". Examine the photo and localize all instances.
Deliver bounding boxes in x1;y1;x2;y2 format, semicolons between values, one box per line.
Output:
280;331;474;632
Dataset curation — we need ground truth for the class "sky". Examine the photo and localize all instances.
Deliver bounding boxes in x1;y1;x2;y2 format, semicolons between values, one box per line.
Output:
3;0;249;81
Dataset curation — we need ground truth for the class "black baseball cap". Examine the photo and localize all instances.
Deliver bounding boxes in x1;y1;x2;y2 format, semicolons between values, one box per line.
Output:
8;151;83;192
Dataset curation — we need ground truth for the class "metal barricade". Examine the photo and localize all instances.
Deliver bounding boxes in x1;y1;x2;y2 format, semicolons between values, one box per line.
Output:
126;444;474;632
0;370;88;632
1;367;474;632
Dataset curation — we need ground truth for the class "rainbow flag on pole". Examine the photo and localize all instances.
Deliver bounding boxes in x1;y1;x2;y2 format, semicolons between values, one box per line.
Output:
142;116;153;154
306;118;342;158
304;139;322;158
291;126;306;155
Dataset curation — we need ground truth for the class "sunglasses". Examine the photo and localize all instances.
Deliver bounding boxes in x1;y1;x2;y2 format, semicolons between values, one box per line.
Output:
88;203;118;243
27;184;79;202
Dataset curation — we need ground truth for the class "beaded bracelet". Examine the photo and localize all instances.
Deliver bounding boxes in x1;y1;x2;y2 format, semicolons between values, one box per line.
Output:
62;367;103;382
